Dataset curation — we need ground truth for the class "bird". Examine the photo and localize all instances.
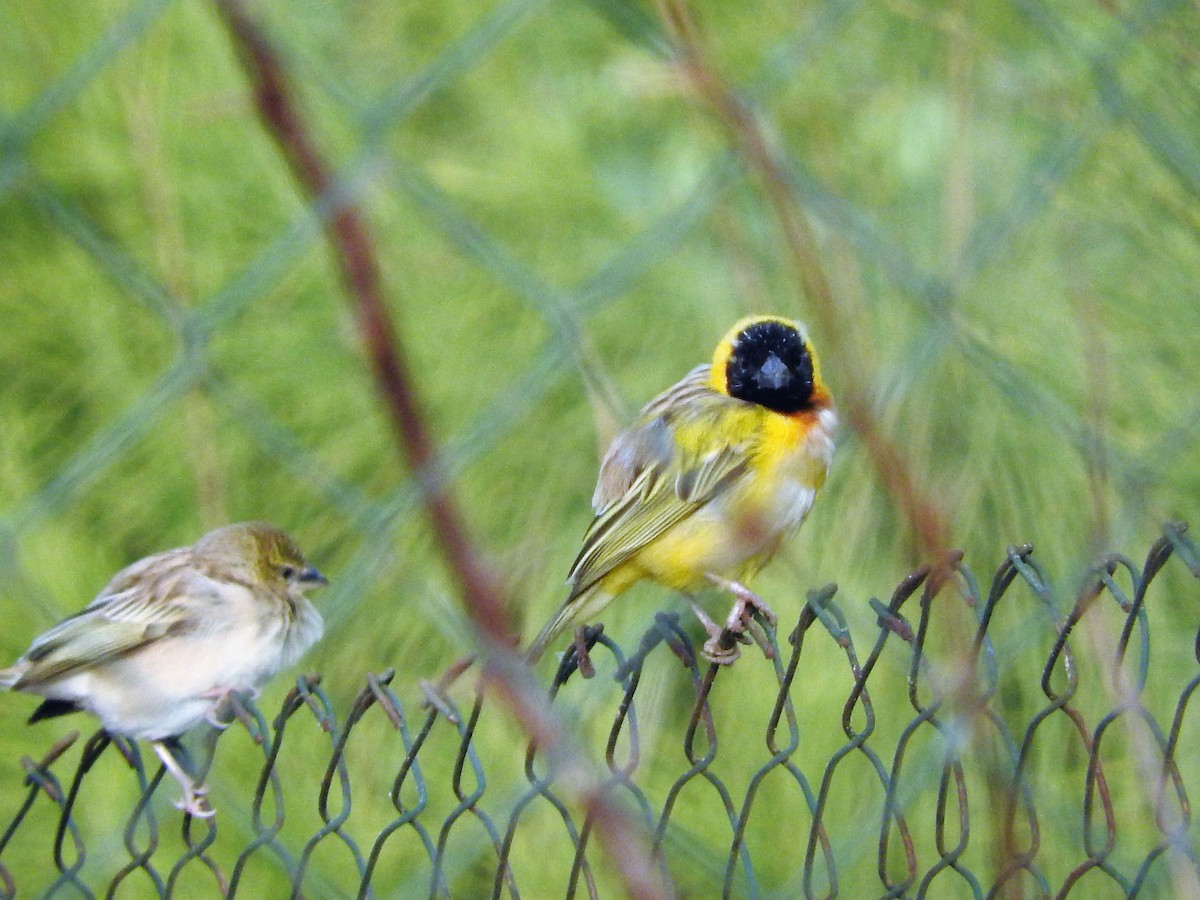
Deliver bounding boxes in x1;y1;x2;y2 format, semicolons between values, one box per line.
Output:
0;521;327;816
527;315;836;666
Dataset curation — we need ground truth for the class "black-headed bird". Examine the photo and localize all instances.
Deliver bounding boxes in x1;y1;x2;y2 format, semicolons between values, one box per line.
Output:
528;315;835;665
0;522;327;816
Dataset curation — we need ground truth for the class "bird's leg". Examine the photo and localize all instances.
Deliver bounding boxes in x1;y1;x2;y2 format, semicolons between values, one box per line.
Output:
705;574;777;661
706;574;777;628
685;596;746;666
153;739;214;818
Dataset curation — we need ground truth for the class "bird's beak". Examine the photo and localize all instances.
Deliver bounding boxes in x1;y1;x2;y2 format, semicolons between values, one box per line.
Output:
298;566;329;587
753;352;792;390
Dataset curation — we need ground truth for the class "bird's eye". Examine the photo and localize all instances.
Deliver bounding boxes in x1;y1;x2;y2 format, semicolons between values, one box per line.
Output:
279;565;297;580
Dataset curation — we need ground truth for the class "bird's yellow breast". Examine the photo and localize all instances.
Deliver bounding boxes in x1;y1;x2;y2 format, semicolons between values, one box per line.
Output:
613;405;834;594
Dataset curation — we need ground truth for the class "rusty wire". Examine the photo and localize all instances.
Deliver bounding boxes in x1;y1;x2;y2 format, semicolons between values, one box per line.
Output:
0;523;1198;898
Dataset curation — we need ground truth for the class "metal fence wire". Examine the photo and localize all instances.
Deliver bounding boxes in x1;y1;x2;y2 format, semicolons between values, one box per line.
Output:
5;0;1200;897
0;523;1197;898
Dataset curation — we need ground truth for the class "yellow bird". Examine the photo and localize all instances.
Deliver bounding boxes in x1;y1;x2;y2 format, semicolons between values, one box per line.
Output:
528;315;836;665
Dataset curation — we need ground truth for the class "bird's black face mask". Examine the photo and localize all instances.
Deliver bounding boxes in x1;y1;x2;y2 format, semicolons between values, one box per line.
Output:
725;320;815;413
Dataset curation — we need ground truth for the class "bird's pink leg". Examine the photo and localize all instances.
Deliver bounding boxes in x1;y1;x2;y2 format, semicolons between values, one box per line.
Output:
153;741;214;818
686;596;745;665
706;574;777;626
705;574;777;661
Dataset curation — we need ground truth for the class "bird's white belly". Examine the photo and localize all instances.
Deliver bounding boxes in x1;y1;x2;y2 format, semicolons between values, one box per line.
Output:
768;474;818;533
44;603;320;740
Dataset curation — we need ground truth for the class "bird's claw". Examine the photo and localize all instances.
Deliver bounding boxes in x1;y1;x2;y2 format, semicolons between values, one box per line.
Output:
708;574;777;629
153;739;216;817
701;575;778;662
701;630;748;665
203;708;232;730
743;615;775;660
174;787;215;819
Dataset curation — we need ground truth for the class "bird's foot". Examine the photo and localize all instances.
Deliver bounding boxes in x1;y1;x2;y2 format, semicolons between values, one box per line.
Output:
687;597;748;665
706;575;777;661
153;741;215;818
706;574;777;628
173;785;215;819
701;632;746;666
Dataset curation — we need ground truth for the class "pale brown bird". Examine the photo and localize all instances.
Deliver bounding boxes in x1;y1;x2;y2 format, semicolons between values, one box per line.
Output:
0;522;327;816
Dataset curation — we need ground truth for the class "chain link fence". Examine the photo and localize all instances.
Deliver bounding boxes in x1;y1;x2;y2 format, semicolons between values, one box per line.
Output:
0;523;1196;897
4;0;1200;896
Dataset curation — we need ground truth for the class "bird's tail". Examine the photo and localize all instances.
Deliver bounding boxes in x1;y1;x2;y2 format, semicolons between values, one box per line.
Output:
0;665;23;689
525;586;611;664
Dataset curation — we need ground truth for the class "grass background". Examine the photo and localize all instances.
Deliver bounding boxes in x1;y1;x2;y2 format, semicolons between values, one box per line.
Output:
1;0;1199;895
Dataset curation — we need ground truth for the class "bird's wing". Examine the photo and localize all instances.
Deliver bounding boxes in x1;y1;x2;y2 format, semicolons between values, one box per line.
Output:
14;553;210;688
81;547;187;609
591;365;710;511
568;378;756;599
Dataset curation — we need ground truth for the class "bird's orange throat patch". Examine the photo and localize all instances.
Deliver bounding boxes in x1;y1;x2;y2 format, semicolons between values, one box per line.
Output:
759;404;836;489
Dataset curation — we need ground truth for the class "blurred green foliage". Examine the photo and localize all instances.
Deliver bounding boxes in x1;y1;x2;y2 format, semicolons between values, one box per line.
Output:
1;0;1199;894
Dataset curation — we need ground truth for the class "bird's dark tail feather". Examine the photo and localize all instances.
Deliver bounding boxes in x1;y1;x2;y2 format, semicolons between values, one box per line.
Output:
525;586;611;664
28;698;81;724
